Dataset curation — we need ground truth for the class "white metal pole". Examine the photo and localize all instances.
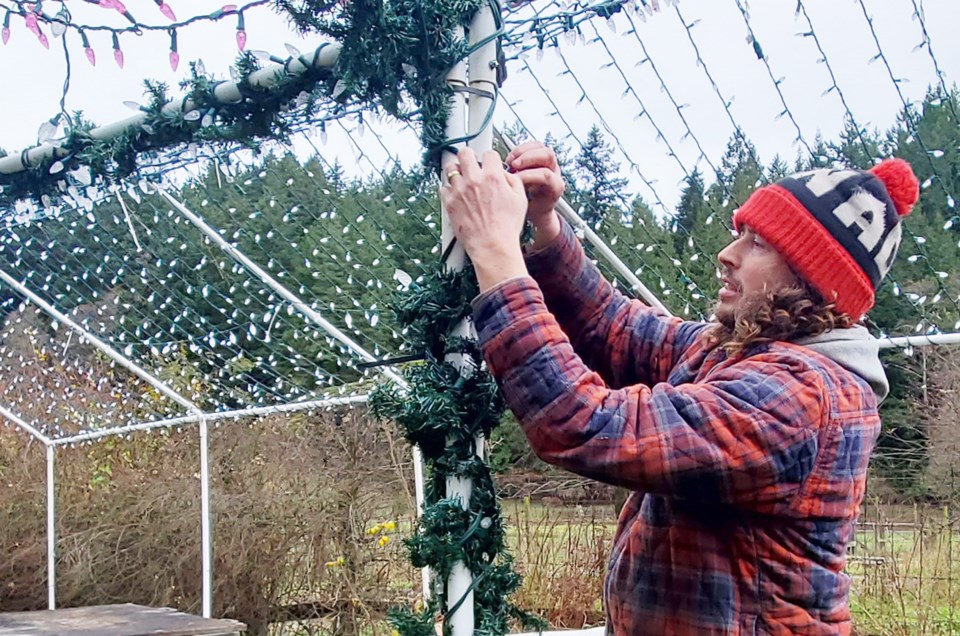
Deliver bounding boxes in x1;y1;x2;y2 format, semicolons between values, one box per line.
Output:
46;444;56;610
199;416;213;618
0;267;214;614
0;404;50;445
878;331;960;349
441;14;477;636
56;395;371;446
158;189;406;387
494;129;671;315
466;0;499;467
0;43;342;176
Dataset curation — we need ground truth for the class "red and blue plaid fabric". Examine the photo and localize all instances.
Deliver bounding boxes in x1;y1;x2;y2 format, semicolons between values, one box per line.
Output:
472;221;880;635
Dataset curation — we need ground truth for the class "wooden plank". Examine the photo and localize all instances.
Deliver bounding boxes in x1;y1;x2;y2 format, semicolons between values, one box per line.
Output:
0;604;245;636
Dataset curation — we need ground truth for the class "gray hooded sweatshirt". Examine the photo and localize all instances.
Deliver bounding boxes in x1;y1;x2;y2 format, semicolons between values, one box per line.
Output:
795;324;890;402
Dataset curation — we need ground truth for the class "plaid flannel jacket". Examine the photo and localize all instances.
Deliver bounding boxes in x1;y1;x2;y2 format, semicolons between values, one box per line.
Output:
472;221;881;635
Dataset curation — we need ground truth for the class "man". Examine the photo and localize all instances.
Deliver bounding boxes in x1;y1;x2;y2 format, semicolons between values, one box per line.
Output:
440;141;919;635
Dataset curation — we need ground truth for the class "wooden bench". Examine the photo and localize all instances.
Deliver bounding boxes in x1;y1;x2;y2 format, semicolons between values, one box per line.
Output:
0;604;245;636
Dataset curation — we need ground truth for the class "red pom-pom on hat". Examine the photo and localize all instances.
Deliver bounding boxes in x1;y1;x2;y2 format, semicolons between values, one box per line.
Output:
870;158;919;217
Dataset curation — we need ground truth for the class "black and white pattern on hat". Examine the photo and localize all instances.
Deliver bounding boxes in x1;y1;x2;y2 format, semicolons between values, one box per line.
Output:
779;168;903;289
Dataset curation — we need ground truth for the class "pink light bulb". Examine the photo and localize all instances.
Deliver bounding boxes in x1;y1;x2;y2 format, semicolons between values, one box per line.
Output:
24;13;49;48
100;0;128;15
1;28;9;46
158;3;176;21
236;29;246;50
114;47;124;68
222;5;238;12
169;50;179;71
85;46;96;66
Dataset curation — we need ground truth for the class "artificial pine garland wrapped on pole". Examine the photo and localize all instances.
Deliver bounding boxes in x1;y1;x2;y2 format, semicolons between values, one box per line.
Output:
370;0;542;633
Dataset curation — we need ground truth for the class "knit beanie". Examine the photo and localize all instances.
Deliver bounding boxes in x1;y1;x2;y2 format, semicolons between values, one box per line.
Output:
733;159;920;319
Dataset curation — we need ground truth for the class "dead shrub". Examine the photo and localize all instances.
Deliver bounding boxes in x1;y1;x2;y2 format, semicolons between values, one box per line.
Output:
0;408;418;636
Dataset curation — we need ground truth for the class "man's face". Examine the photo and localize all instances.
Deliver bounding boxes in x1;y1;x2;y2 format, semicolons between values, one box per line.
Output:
715;225;797;324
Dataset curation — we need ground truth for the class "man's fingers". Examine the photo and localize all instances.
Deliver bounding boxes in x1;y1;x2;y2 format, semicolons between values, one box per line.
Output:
508;146;558;172
516;167;564;195
505;172;526;196
456;147;481;180
505;140;546;164
481;150;504;177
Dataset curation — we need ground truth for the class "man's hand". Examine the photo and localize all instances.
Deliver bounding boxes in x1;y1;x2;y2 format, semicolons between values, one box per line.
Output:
505;140;565;247
441;148;530;292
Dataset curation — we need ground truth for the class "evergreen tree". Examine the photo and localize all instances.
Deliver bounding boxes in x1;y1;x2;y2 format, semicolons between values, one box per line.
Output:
766;154;790;182
672;169;705;257
830;117;881;169
574;125;628;227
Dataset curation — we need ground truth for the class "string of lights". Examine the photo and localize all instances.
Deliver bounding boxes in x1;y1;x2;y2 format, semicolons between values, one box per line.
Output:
619;12;742;211
550;41;726;303
793;0;873;161
732;0;815;158
672;4;766;182
908;0;960;127
508;61;714;319
849;0;960;327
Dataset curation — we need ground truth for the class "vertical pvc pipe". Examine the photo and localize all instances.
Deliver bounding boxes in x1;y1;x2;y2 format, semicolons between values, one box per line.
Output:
46;444;56;610
199;416;213;618
413;444;430;601
468;4;498;155
467;0;499;466
441;21;473;636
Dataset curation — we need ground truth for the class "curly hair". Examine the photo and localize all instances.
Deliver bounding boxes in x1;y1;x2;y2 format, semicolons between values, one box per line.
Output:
704;280;855;358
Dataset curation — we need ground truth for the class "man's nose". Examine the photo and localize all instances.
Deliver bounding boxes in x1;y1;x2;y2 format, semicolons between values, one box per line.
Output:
717;241;738;269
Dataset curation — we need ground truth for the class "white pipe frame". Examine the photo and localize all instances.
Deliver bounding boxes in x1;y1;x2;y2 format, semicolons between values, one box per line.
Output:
0;265;217;617
56;394;371;445
46;444;56;610
158;188;406;387
438;4;501;633
0;267;201;414
0;399;56;611
878;332;960;349
0;403;51;445
4;27;960;633
198;415;213;618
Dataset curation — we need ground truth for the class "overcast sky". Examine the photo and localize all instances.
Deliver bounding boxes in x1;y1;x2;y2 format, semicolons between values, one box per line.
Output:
0;0;957;212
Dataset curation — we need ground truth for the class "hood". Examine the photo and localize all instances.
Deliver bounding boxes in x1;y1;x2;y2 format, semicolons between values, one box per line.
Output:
795;324;889;403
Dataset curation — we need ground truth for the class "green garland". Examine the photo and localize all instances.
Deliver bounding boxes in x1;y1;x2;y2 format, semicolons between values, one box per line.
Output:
276;0;502;162
370;263;544;635
0;52;340;209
